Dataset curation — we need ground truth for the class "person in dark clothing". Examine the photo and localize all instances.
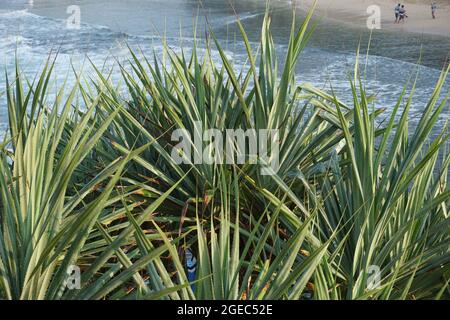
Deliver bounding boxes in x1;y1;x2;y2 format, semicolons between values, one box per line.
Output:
395;3;401;23
398;5;407;22
431;3;437;19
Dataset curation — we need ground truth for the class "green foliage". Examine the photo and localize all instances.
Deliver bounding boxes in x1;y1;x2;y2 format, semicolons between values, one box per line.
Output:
0;5;448;300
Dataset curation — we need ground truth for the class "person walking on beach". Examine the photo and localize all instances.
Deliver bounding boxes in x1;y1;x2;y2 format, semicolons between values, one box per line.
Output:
431;2;437;19
395;3;401;23
399;5;407;23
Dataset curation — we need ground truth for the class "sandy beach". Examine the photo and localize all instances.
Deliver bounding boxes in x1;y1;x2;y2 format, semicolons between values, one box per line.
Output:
299;0;450;37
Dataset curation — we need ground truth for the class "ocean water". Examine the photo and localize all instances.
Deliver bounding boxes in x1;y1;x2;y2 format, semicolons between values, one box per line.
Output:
0;0;449;134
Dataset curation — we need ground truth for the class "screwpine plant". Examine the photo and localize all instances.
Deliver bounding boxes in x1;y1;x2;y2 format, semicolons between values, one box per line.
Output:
0;5;448;300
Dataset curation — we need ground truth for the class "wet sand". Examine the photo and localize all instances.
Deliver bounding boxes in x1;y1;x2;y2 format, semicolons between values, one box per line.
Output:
299;0;450;37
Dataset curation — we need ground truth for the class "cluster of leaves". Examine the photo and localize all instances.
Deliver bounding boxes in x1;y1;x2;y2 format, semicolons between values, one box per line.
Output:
0;5;448;300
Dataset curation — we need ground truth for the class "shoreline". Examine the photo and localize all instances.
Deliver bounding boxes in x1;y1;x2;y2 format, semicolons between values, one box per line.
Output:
298;0;450;38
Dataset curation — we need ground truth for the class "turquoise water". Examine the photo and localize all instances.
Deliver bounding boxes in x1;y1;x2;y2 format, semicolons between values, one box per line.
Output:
0;0;449;133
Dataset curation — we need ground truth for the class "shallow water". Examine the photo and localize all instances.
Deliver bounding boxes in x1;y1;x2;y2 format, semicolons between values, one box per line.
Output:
0;0;449;134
